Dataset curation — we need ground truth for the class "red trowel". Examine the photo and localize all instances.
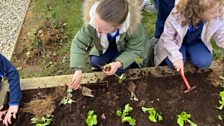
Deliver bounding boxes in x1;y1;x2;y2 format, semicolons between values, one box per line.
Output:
179;69;196;93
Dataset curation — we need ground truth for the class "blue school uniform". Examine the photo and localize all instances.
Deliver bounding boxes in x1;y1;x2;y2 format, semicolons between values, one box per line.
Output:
90;29;129;75
165;22;213;69
155;0;175;39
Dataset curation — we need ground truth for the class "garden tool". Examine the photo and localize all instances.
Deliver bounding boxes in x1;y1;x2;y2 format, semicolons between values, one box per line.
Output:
179;70;196;93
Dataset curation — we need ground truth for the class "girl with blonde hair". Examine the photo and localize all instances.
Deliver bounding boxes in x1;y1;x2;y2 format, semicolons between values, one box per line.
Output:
154;0;224;75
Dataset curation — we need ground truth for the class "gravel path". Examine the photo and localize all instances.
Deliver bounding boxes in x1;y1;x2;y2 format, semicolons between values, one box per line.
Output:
0;0;30;60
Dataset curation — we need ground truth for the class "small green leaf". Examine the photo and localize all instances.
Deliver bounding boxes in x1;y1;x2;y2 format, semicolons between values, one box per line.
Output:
67;88;73;93
142;107;151;113
117;104;136;126
88;110;94;116
219;76;224;81
157;114;163;121
118;74;126;84
31;117;39;124
124;104;133;113
187;119;197;126
218;91;224;110
31;114;53;126
218;115;223;120
116;110;122;117
86;110;98;126
177;112;197;126
142;107;163;123
122;116;136;126
67;92;73;98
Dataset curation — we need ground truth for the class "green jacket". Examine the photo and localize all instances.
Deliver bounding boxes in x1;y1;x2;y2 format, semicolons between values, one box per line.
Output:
70;24;153;70
70;0;153;70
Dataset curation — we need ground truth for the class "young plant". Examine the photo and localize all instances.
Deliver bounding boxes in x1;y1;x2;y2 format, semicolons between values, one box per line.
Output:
31;114;53;126
103;64;126;83
118;74;126;84
60;88;74;105
218;114;224;121
86;110;98;126
218;91;224;110
116;104;136;126
177;111;197;126
141;107;163;123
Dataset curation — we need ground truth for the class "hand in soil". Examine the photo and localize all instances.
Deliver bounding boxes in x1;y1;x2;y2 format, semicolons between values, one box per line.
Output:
0;106;6;121
69;70;82;90
3;105;18;126
103;61;122;76
173;59;184;75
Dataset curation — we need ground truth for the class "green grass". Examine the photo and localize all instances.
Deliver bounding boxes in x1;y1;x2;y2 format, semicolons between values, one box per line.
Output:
12;0;84;78
32;0;83;52
211;40;224;60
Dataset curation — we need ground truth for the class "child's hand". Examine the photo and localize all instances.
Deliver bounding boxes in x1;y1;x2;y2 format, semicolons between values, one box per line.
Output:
3;105;18;126
69;70;82;90
103;61;122;76
0;105;6;121
173;59;184;75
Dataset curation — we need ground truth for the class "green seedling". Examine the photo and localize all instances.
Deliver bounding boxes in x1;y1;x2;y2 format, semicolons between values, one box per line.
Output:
218;115;224;121
103;64;126;83
86;110;98;126
217;91;224;110
117;74;126;84
31;114;53;126
112;73;126;84
177;111;197;126
60;88;74;105
116;104;136;126
219;75;224;81
142;107;163;123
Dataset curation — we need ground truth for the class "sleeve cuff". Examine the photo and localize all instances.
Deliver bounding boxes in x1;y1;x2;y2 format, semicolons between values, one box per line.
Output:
9;102;19;106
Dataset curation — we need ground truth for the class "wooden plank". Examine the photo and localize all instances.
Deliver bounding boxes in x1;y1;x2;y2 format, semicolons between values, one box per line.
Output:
0;82;9;105
20;72;106;90
0;61;221;105
19;62;212;90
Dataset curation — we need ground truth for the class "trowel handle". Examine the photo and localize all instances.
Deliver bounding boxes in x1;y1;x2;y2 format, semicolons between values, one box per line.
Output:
179;70;191;90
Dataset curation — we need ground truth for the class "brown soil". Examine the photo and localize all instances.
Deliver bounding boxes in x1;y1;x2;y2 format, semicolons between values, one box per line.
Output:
11;1;71;78
11;2;44;76
22;86;66;118
209;59;224;86
1;73;224;126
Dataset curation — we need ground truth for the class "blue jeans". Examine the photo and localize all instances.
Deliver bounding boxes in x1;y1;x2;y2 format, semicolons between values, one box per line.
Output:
155;0;175;38
165;42;212;69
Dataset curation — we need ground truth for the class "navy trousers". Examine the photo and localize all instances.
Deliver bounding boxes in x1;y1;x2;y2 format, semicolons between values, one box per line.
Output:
89;35;129;75
165;42;212;69
155;0;175;38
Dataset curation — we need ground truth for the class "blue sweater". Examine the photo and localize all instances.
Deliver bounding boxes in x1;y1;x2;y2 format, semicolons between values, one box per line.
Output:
0;53;21;106
183;22;204;46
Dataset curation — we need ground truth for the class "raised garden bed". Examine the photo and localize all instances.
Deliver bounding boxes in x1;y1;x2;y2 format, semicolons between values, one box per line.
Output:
0;63;224;126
